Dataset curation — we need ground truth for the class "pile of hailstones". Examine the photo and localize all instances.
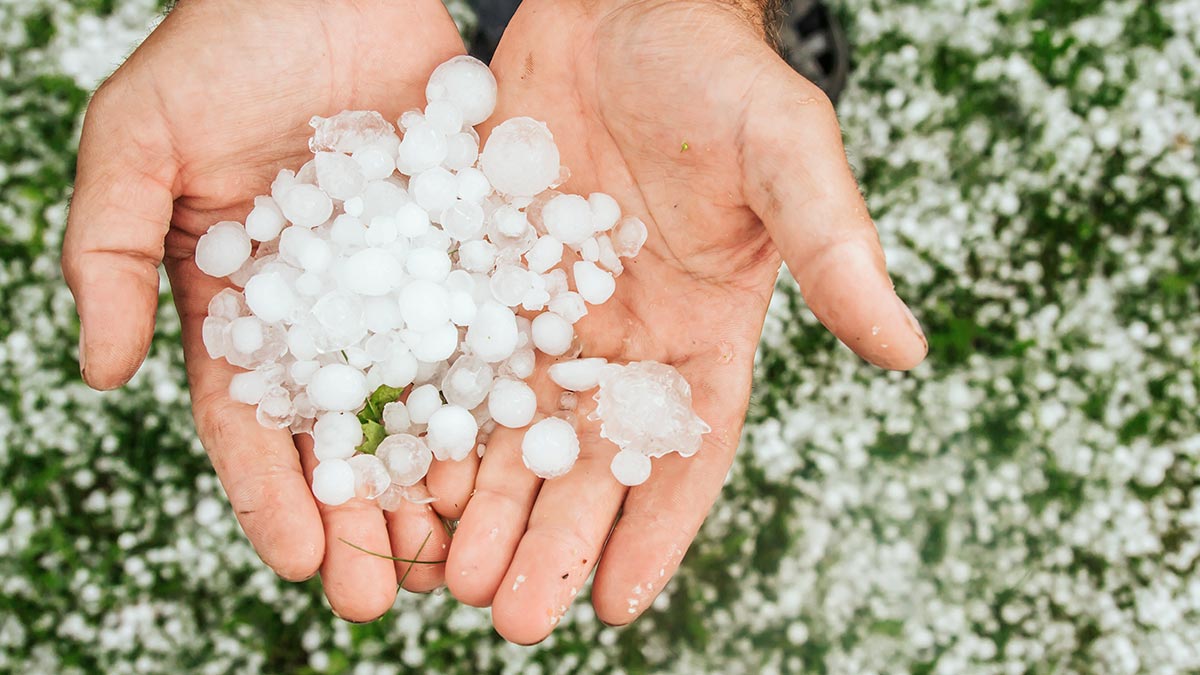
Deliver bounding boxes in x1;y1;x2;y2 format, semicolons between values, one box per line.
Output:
196;56;710;509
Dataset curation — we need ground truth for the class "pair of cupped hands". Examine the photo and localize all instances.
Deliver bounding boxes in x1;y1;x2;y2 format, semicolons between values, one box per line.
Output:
61;0;925;643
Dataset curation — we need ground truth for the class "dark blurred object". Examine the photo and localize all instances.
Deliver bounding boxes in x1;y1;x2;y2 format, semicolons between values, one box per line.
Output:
466;0;849;104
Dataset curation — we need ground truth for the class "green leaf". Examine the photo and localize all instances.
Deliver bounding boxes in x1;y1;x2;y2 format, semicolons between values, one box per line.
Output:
359;384;406;424
357;420;387;454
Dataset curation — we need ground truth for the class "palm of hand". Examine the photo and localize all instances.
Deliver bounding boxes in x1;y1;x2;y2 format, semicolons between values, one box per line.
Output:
64;0;468;621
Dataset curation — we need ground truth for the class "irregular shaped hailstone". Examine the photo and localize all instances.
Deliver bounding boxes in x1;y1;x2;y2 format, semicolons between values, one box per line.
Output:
548;357;608;391
521;417;580;479
309;110;396;154
481;117;561;198
425;55;498;127
592;361;710;459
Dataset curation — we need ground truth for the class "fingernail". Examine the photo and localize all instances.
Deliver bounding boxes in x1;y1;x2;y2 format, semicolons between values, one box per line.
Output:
78;323;87;379
899;301;927;351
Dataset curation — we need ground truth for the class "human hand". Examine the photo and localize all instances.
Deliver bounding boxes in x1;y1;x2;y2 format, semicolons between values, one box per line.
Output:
61;0;468;621
444;0;927;642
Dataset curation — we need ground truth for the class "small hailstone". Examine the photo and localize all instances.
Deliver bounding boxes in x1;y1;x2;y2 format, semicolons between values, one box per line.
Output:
448;291;478;326
311;459;356;506
382;401;411;435
481;117;561;197
376;434;433;486
229;370;269;404
398;109;424;131
397;123;448;174
331;214;367;246
229;316;265;354
406;384;443;424
588;193;621;232
424;99;465;135
202;317;229;358
344;248;402;296
406;247;452;282
290;360;320;385
442;356;494;409
256;386;294;428
311;290;367;351
580;237;601;262
593;361;710;459
410;321;458;362
490;265;534;307
364;217;398;247
501;346;536;380
208;288;247;319
521;417;580;479
466;301;519;363
456;168;491;203
596;235;623;275
489;378;537;428
243;272;297;323
612;216;648;257
347;454;391;500
542;194;594;245
308;364;369;412
610;448;652;486
315;151;366;201
395;202;431;238
355;141;401;181
493;205;528;238
410;166;458;214
245;196;286;242
287;325;319;361
425;55;498;126
195;221;252;277
548;292;588;324
378;351;419;388
399;280;451;332
441;200;485;241
278;183;333;229
548;357;608;391
427;405;479;461
443;132;480;171
573;261;616;305
526;235;563;274
459;240;498;273
531;312;574;356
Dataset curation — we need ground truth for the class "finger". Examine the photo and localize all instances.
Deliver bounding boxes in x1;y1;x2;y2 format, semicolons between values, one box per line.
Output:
385;498;451;593
425;451;480;520
168;258;325;582
297;434;399;622
62;77;178;390
490;405;626;645
741;59;927;370
445;425;541;607
591;354;751;625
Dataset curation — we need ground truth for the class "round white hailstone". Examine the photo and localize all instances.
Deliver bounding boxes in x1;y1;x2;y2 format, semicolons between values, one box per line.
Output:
456;168;491;203
548;291;588;324
610;448;652;486
398;109;424;131
580;237;600;262
347;454;391;499
245;197;286;242
229;370;269;405
397;123;448;174
410;321;458;362
441;356;494;409
308;364;369;412
364;217;398;247
573;261;616;305
290;360;320;385
195;221;252;277
448;290;478;326
427;405;479;461
531;312;574;356
503;347;536;379
382;401;411;434
243;272;297;323
424;99;465;135
313;411;363;460
612;216;648;257
525;235;563;274
295;272;324;297
363;296;403;333
588;192;621;232
279;183;333;228
425;55;498;126
406;247;452;282
488;378;537;428
398;279;451;332
410;167;458;214
278;225;317;266
466;301;519;363
443;132;480;171
493;204;528;238
395;202;431;238
548;357;609;391
542;194;594;245
358;180;406;223
446;269;475;292
376;434;433;486
312;459;356;506
331;214;367;247
378;350;419;388
442;200;485;241
311;290;367;351
353;141;398;181
297;238;333;272
344;248;402;296
287;325;319;361
406;384;443;424
458;240;497;273
521;417;580;479
415;227;452;252
315;151;366;201
490;265;533;307
480;117;560;197
229;316;265;354
208;288;247;319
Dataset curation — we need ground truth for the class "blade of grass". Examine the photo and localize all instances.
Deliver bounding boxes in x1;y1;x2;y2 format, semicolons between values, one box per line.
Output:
338;533;444;565
398;530;435;588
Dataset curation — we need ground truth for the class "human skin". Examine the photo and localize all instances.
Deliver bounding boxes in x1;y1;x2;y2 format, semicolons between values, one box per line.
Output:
442;0;927;644
59;0;475;622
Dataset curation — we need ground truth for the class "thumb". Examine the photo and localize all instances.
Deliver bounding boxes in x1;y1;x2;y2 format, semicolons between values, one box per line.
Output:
61;78;177;389
740;59;926;370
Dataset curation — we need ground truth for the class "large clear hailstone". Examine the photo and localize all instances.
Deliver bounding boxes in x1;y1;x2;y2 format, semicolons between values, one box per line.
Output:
592;361;710;459
425;55;498;126
309;110;396;154
480;117;561;198
376;433;433;486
